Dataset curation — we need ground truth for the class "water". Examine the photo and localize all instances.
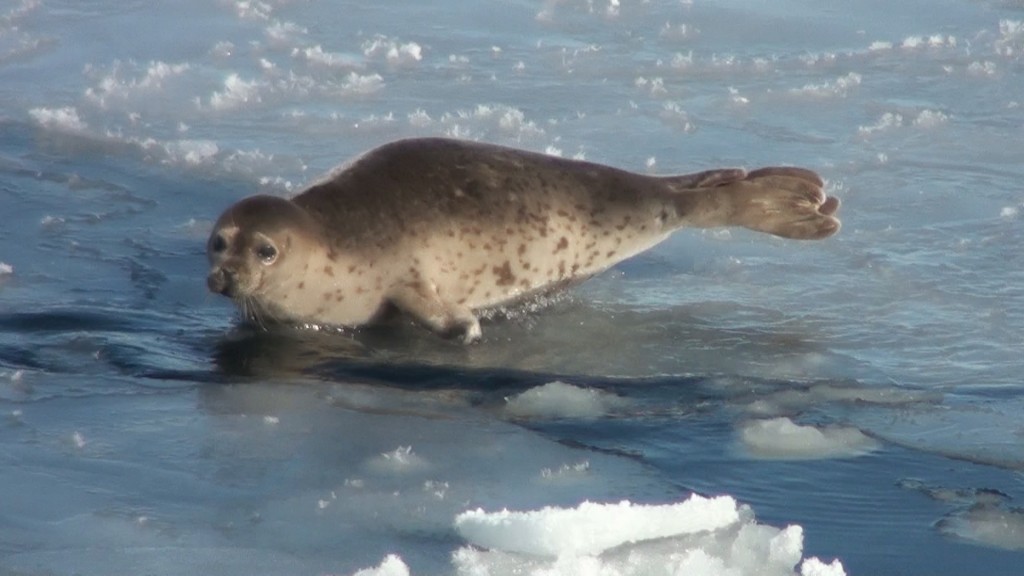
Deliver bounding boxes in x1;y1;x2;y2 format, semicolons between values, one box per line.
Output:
2;0;1023;574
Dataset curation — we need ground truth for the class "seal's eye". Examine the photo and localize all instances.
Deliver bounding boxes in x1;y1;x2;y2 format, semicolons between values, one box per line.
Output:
209;234;227;253
255;243;278;264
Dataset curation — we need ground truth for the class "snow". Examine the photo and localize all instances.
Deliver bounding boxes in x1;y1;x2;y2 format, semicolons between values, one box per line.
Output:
504;381;630;419
455;495;741;557
446;497;844;576
738;418;879;460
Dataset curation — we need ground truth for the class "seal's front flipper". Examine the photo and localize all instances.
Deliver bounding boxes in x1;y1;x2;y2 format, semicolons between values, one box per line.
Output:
386;281;482;344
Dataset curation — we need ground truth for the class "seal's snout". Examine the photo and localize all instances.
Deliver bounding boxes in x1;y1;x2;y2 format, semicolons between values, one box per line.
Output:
207;267;236;297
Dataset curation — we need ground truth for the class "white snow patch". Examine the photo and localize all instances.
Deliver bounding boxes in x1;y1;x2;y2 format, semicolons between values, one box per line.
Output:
162;139;220;165
208;74;262;110
800;557;848;576
365;446;429;474
407;108;433;127
968;61;997;76
912;109;948;128
857;112;903;136
995;20;1023;58
0;262;12;275
789;72;861;98
349;554;411;576
451;496;845;575
298;45;362;69
540;460;591;481
232;0;273;21
265;20;308;44
341;72;385;95
362;35;423;65
504;381;629;419
739;417;879;460
84;60;190;106
439;104;546;141
901;34;956;49
454;494;741;557
28;106;88;132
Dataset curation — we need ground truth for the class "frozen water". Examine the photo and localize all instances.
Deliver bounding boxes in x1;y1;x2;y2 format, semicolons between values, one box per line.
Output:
2;0;1024;574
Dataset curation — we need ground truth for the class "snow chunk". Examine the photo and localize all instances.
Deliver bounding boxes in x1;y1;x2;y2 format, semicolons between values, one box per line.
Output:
801;557;848;576
504;381;629;419
453;497;845;575
362;35;423;65
84;60;190;106
0;262;12;276
162;139;220;165
350;554;410;576
901;34;956;49
29;106;87;132
939;505;1024;551
454;494;741;557
298;45;362;69
341;72;385;95
208;73;262;110
365;446;429;474
995;20;1023;58
858;112;903;136
912;109;949;128
739;418;879;460
789;72;861;98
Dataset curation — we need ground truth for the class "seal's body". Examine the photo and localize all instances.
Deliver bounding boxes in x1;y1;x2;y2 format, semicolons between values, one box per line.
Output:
207;137;840;342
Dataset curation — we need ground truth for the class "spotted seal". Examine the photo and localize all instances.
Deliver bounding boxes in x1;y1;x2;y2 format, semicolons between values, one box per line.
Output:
207;137;840;342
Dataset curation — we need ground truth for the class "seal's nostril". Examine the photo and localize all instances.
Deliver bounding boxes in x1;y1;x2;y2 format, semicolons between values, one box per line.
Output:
207;268;234;296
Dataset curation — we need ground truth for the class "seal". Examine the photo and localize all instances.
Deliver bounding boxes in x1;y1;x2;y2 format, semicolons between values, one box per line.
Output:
207;137;840;342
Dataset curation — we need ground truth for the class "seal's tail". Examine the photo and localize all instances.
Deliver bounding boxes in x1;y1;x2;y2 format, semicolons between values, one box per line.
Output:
665;167;841;240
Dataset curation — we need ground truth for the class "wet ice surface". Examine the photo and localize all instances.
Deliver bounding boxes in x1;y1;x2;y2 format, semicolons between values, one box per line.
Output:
2;0;1024;574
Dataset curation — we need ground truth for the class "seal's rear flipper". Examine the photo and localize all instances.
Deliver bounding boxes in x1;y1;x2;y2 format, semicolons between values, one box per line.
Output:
668;167;840;240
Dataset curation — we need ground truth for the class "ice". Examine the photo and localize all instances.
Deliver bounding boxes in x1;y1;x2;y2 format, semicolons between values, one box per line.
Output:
738;417;879;460
504;381;630;419
4;0;1024;574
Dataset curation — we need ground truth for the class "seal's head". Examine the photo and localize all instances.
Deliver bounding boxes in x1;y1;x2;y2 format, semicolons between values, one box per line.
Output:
206;195;321;324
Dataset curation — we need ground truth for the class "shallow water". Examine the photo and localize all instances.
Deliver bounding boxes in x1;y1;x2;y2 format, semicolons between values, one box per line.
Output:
2;0;1024;574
